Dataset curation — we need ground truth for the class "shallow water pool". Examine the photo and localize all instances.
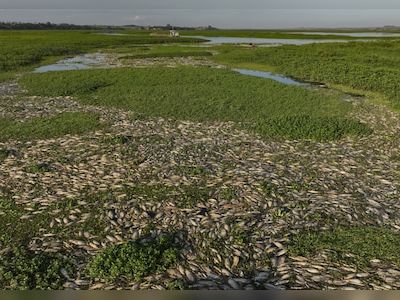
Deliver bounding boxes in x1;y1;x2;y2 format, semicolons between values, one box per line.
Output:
233;69;307;86
34;54;107;73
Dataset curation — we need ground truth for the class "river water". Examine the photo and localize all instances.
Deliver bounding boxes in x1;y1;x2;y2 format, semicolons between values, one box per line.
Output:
188;36;351;45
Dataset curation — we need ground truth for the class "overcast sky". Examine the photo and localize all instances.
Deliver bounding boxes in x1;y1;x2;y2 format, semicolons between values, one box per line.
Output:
1;0;400;28
2;0;400;9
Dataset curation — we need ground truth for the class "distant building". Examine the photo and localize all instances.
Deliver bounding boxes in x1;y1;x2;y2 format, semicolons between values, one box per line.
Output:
169;30;180;37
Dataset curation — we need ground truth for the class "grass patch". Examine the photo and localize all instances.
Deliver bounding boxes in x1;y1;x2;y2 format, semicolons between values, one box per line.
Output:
26;162;53;173
0;112;105;141
218;187;239;201
0;149;9;163
0;30;201;76
261;181;280;197
102;135;133;145
231;226;251;246
0;71;18;83
0;194;50;246
124;184;211;209
47;193;110;238
177;185;211;208
175;165;210;177
87;234;179;281
0;246;75;290
289;226;400;267
21;67;370;141
213;40;400;109
253;115;372;140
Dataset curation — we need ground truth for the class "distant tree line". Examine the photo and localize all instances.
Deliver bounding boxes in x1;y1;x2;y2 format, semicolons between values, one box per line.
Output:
0;22;219;31
0;22;116;30
163;24;217;30
124;24;218;30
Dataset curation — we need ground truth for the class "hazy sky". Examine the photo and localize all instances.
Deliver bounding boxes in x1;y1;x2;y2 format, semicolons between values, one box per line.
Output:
1;0;400;28
2;0;400;9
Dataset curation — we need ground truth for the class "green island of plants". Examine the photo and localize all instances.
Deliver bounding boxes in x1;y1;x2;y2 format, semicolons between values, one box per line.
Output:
21;67;371;141
0;112;105;141
87;235;180;281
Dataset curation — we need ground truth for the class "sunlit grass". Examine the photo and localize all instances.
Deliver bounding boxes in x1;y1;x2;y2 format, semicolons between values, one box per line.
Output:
0;30;201;79
213;40;400;109
289;226;400;268
0;112;105;141
21;67;371;140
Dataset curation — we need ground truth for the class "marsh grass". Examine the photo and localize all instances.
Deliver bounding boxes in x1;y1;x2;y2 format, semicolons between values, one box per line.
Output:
0;30;201;80
289;226;400;268
214;40;400;109
0;112;105;141
21;67;370;141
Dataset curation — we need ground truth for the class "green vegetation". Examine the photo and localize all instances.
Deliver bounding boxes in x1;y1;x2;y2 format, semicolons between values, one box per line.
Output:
165;279;187;290
175;165;211;177
231;226;251;246
26;162;53;173
213;40;400;109
0;247;75;290
0;30;200;81
0;149;9;162
48;193;110;239
176;185;211;208
218;187;238;201
21;67;370;140
261;181;280;197
0;112;105;141
103;134;133;145
254;115;372;140
0;193;76;289
87;235;179;281
123;184;211;208
289;226;400;267
0;194;49;245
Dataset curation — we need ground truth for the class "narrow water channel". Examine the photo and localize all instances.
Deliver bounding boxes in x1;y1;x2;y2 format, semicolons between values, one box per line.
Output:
233;68;363;102
233;69;308;86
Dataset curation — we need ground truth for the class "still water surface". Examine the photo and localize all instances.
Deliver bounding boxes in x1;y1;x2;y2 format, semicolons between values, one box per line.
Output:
188;36;350;45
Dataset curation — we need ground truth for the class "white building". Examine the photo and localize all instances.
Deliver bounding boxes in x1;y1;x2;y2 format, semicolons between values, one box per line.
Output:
169;30;180;37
